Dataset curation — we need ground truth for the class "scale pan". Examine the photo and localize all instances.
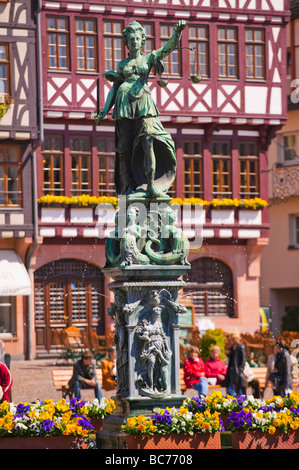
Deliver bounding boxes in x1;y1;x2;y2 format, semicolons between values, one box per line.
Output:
157;80;168;87
190;75;202;84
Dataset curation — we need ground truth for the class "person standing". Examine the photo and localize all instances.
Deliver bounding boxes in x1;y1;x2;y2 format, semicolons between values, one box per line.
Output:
263;343;278;397
68;350;102;401
270;339;293;396
226;330;247;397
0;361;13;403
183;346;208;396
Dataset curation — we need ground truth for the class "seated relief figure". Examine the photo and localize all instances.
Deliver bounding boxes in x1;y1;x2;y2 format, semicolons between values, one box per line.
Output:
95;19;188;198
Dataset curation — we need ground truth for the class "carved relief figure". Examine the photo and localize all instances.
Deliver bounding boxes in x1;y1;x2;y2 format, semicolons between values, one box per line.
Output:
134;296;172;397
120;205;149;266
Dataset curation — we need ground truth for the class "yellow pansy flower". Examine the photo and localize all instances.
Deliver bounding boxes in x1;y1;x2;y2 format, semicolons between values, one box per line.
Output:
268;426;276;435
203;422;211;430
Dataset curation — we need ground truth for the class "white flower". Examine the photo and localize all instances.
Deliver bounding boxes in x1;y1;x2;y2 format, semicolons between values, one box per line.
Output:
14;422;28;430
9;404;16;415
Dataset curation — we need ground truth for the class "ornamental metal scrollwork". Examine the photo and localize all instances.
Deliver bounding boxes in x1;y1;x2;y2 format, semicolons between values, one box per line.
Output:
272;164;299;203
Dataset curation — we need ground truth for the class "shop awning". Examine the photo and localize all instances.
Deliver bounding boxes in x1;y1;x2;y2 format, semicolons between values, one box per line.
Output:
0;250;31;296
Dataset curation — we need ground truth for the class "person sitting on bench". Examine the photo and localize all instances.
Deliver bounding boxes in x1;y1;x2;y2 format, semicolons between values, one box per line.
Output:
68;350;102;401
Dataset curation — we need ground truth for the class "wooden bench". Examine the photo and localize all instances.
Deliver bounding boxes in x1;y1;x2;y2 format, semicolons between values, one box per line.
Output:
248;366;299;392
180;367;299;395
52;368;103;398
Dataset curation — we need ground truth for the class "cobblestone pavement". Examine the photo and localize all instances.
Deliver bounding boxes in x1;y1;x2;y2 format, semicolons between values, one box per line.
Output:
9;358;115;404
8;358;273;404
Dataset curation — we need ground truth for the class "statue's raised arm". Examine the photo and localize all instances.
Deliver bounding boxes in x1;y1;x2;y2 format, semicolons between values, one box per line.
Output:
154;20;188;61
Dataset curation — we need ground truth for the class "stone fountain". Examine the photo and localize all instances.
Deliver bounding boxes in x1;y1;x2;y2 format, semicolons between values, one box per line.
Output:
94;19;190;449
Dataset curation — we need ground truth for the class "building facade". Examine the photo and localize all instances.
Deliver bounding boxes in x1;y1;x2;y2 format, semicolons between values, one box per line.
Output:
0;0;39;359
261;0;299;336
23;0;290;358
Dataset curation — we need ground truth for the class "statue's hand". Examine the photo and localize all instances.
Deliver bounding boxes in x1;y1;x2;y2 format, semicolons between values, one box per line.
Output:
103;70;118;82
174;19;188;33
93;111;106;125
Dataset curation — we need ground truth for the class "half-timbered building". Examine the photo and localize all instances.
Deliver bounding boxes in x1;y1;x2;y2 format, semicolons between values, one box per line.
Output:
0;0;39;359
32;0;290;357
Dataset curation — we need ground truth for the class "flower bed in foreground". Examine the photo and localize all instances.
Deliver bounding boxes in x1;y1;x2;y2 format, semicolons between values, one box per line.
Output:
226;408;299;449
0;397;115;440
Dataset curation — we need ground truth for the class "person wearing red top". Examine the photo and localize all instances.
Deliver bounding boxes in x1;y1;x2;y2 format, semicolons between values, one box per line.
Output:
0;362;13;403
183;346;208;395
205;345;227;386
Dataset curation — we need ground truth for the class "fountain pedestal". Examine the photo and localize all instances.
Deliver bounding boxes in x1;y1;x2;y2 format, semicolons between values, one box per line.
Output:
96;263;190;449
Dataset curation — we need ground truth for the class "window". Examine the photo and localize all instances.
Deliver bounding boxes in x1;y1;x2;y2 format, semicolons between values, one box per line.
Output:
0;145;22;206
160;24;181;76
42;135;64;196
0;297;16;337
0;43;10;95
184;257;234;317
47;16;70;70
211;141;232;198
97;137;116;196
290;214;299;248
183;141;203;198
143;22;155;56
103;20;124;71
217;27;238;79
188;25;209;78
75;18;97;72
70;136;91;195
283;134;298;161
239;142;259;198
0;43;9;96
245;28;265;80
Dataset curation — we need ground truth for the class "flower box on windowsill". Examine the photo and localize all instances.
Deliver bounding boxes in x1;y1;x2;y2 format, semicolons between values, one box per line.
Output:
38;195;119;208
211;209;235;225
70;207;94;224
238;209;262;225
40;207;66;223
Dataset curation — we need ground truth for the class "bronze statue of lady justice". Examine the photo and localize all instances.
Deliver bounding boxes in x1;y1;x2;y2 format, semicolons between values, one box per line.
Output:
94;19;188;198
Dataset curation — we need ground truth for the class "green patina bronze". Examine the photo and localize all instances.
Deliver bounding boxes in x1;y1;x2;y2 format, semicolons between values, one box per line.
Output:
96;20;191;448
95;19;187;198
